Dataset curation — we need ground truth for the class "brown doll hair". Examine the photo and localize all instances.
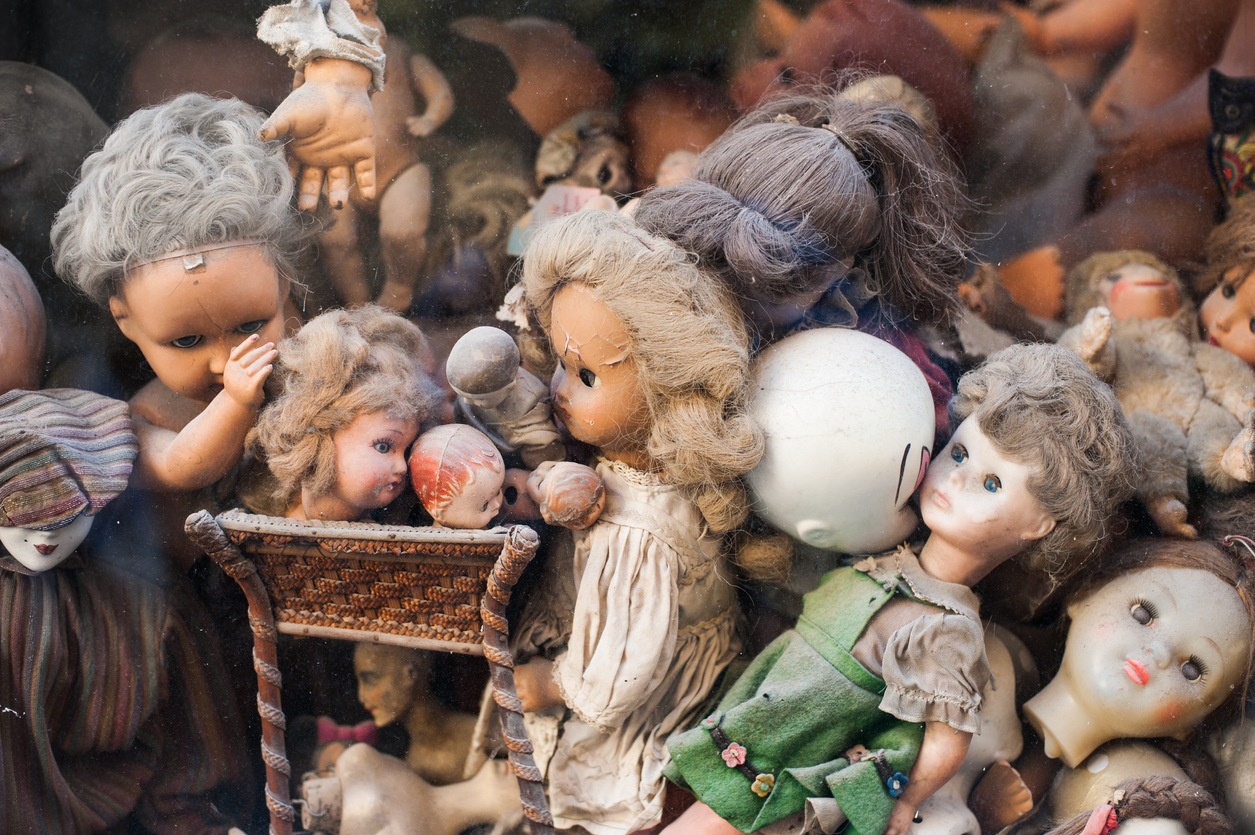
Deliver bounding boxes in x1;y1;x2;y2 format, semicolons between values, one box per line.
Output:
517;209;764;536
632;82;970;325
248;305;439;511
1046;776;1233;835
1065;250;1197;332
949;343;1137;576
1197;194;1255;298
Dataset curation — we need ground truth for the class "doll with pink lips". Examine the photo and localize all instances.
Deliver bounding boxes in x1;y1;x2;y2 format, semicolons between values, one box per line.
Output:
1197;197;1255;366
1024;538;1255;771
247;305;440;523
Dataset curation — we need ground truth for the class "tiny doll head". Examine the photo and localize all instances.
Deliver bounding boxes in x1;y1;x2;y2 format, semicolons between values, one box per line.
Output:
248;306;438;521
0;389;137;572
534;111;633;199
1047;776;1232;835
1066;251;1193;329
408;424;505;529
633;83;969;330
51;93;310;401
946;343;1136;576
354;642;431;728
518;209;763;532
1198;195;1255;364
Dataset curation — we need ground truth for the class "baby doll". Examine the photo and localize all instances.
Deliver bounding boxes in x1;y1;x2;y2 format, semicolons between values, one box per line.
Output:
1057;250;1255;538
444;326;565;468
1197;195;1255;364
409;423;508;529
662;343;1136;835
248;305;438;523
1046;777;1233;835
631;84;969;431
505;209;767;835
0;388;248;833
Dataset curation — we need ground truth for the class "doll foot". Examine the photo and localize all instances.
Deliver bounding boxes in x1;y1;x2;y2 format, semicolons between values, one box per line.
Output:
1221;410;1255;482
997;246;1066;320
1075;306;1113;363
374;281;415;315
968;760;1034;834
1146;495;1197;539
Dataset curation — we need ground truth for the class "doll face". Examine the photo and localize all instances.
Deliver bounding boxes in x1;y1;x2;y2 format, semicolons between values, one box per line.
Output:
109;246;289;403
0;512;94;572
1099;263;1181;322
434;464;505;529
1200;266;1255;365
548;283;651;464
355;644;419;727
327;410;419;520
919;417;1055;566
1061;566;1250;741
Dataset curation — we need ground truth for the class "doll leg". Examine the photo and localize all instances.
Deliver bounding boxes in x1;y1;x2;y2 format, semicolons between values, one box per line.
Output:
1126;409;1195;538
320;198;373;306
1189;397;1251;490
374;162;432;314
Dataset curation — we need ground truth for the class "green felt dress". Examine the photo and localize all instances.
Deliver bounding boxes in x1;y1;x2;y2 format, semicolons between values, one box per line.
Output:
665;547;988;835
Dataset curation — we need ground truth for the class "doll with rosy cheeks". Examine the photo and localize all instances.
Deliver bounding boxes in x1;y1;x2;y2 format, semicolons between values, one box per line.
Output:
248;306;438;523
662;344;1135;835
1198;197;1255;365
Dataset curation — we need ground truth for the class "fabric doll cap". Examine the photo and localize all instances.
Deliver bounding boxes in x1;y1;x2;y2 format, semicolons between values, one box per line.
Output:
0;389;137;531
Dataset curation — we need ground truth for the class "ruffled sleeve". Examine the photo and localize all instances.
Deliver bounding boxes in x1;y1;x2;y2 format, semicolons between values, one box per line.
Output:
553;521;679;733
878;611;988;734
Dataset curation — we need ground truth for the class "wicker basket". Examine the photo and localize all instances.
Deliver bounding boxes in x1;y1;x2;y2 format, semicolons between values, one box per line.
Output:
214;508;511;655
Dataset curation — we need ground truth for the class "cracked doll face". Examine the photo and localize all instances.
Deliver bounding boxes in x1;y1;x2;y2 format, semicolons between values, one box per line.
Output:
547;283;651;463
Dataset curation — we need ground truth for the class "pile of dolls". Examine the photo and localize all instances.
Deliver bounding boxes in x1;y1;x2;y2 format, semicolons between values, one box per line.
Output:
6;0;1255;834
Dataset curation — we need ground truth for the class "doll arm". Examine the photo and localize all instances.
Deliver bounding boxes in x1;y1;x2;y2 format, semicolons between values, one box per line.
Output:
1002;0;1137;57
1058;307;1116;382
883;722;973;835
129;337;275;492
1195;342;1255;419
406;53;455;138
257;0;384;209
527;461;605;529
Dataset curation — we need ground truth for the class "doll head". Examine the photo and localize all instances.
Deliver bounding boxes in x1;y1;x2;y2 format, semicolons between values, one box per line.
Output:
249;306;438;521
354;642;432;728
51;93;310;401
534;111;633;200
1025;539;1255;768
1046;776;1233;835
408;424;505;529
1198;196;1255;364
633;84;969;332
0;245;45;394
621;72;735;190
945;343;1136;576
518;209;763;532
1066;251;1194;329
0;389;136;572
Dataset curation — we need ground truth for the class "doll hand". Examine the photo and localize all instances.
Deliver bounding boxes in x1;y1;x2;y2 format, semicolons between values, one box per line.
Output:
1146;495;1197;539
223;334;277;410
528;461;605;529
406;114;440;138
259;57;377;211
884;798;918;835
514;657;565;712
1075;306;1114;362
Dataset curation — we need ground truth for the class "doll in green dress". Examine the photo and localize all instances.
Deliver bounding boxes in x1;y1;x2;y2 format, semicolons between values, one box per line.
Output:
663;343;1138;835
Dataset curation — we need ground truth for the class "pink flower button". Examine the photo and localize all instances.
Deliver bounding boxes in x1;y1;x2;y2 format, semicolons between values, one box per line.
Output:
722;742;747;767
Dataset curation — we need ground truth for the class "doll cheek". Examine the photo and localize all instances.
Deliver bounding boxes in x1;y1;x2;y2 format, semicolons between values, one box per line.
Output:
1154;700;1187;726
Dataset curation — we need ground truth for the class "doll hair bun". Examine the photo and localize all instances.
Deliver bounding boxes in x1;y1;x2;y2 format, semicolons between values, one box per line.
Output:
408;424;503;515
0;389;136;529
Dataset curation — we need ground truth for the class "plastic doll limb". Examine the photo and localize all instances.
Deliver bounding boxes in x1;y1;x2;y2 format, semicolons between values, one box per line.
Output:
660;800;743;835
513;657;564;713
374;162;431;313
405;53;454;138
527;461;605;529
884;723;973;835
967;761;1035;833
1000;0;1137;57
319;195;373;306
996;246;1067;320
1146;495;1197;539
259;57;377;210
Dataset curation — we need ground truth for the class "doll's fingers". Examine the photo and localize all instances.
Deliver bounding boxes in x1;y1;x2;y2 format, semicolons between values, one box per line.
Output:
228;334;262;361
327;165;351;208
242;348;279;377
354;155;377;201
258;109;295;144
298;166;326;211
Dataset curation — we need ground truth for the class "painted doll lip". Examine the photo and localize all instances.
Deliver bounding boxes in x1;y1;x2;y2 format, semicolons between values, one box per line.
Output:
1209;334;1221;348
33;544;58;556
1124;658;1150;685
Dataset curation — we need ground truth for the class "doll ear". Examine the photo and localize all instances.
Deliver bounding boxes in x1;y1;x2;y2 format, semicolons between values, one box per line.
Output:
108;296;135;339
1021;515;1056;544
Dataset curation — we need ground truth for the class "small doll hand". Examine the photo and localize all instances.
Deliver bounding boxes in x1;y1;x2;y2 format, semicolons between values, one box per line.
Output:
514;657;565;712
259;57;377;211
406;114;439;138
968;760;1035;833
884;798;918;835
527;461;606;529
1075;306;1114;362
223;334;277;410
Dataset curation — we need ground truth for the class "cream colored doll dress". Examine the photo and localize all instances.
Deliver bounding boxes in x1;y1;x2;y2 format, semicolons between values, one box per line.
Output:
511;458;744;835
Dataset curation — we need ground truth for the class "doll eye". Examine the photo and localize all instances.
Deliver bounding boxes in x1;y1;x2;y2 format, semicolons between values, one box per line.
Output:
170;334;202;349
1130;600;1158;625
578;368;601;388
238;319;267;334
1223;284;1237;299
373;440;393;454
1181;657;1207;681
983;475;1001;493
597;163;613;186
950;444;968;463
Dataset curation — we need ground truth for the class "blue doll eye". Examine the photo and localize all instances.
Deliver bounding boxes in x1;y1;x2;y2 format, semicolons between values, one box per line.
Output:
373;441;393;454
984;475;1002;493
171;335;202;349
950;444;967;463
238;319;267;334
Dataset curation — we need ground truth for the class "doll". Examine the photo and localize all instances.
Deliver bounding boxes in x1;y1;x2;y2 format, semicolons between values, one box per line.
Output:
621;72;736;191
444;325;564;468
503;208;765;835
631;85;969;431
534;110;633;201
1057;250;1255;537
409;423;508;529
316;0;455;313
662;343;1136;835
1044;776;1233;835
1023;538;1255;771
248;305;438;523
0;388;248;833
1197;195;1255;365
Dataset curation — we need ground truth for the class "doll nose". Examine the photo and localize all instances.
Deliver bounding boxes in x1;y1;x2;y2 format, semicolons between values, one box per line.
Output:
1147;641;1173;668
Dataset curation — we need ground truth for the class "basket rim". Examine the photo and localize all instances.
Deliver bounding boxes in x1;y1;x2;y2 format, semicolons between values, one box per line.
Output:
215;508;513;545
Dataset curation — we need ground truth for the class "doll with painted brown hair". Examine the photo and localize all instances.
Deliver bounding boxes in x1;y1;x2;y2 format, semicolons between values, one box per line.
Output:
248;305;439;522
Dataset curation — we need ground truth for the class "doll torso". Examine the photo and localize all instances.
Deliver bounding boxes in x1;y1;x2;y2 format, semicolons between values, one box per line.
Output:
1110;317;1205;429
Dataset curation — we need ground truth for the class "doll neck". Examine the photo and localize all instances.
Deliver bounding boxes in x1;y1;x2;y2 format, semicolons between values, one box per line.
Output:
291;487;367;523
599;446;657;474
1022;676;1112;769
917;535;1007;587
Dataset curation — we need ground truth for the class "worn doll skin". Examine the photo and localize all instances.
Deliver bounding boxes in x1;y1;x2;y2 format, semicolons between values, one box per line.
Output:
247;305;438;523
409;423;508;529
661;343;1135;835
